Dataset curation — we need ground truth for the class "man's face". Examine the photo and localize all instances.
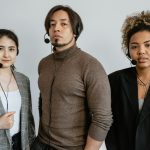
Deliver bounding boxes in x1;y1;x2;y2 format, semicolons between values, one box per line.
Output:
49;10;75;52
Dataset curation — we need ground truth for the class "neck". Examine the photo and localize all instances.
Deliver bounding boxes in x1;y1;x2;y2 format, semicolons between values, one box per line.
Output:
0;67;12;78
136;67;150;82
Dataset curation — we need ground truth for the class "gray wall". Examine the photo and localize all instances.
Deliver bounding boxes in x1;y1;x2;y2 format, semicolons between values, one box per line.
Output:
1;0;150;149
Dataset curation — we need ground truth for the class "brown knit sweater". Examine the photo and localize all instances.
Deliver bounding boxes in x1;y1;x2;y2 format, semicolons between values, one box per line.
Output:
37;45;112;150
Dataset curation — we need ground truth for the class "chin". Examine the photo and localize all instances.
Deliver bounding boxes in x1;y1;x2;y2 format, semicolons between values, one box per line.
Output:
3;64;12;67
137;65;150;69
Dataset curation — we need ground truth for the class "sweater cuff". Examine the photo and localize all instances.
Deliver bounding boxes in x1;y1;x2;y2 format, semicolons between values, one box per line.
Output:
88;124;108;141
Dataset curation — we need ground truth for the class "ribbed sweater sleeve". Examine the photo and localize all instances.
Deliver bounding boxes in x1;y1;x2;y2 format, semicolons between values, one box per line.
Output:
83;58;113;141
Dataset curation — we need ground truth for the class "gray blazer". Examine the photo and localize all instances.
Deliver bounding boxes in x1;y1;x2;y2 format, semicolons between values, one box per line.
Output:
0;71;35;150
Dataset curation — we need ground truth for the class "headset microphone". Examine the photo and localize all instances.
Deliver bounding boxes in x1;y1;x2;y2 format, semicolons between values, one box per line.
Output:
131;60;137;65
44;33;50;44
0;63;3;68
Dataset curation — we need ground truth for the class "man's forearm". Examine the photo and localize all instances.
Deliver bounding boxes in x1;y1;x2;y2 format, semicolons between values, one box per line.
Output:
84;135;103;150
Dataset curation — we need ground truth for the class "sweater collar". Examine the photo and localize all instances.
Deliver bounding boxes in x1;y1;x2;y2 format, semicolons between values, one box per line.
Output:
53;44;77;59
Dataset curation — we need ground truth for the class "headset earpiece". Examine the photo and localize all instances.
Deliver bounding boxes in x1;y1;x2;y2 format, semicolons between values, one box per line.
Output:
44;33;50;43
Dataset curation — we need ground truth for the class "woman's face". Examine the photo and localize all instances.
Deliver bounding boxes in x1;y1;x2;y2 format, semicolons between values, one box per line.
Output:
0;36;17;69
129;30;150;70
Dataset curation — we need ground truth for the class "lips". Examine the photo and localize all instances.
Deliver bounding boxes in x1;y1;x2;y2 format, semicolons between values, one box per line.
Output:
2;60;10;63
138;57;148;63
53;35;62;39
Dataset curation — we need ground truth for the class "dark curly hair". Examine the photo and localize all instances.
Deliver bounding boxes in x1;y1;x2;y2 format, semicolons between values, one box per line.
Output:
121;11;150;58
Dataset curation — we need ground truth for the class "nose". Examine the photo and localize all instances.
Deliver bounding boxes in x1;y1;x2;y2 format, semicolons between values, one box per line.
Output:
138;45;145;55
3;50;9;57
54;23;61;32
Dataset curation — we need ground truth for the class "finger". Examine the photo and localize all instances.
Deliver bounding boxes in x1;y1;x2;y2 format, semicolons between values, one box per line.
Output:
5;112;16;117
9;118;14;128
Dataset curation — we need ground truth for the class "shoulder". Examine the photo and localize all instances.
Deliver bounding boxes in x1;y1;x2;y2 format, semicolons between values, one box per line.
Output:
13;71;29;82
38;54;53;72
78;48;99;62
108;67;136;83
75;49;109;81
109;67;134;77
39;54;52;66
77;48;104;69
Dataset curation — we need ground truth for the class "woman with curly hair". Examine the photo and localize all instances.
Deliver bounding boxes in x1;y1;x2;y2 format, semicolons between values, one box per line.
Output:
105;11;150;150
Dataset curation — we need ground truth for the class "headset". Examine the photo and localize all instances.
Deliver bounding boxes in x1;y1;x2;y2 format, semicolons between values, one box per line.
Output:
126;52;137;65
44;33;50;43
44;22;82;43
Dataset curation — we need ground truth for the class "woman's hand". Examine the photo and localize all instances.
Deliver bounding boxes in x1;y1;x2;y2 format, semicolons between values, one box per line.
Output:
0;112;15;129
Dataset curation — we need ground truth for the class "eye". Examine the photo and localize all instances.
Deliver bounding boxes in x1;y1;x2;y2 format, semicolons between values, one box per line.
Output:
130;45;138;50
9;47;16;52
145;43;150;48
61;23;67;26
50;23;55;26
50;22;56;27
0;47;3;50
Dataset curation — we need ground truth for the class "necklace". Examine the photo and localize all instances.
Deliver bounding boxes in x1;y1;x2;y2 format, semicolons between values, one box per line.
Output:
137;80;149;86
137;76;150;86
0;72;13;112
137;75;150;98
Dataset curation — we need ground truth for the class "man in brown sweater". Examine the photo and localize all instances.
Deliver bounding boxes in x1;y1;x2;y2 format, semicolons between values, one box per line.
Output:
31;5;112;150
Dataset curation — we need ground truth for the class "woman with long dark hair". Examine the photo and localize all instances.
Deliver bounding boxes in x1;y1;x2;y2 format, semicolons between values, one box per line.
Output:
0;29;35;150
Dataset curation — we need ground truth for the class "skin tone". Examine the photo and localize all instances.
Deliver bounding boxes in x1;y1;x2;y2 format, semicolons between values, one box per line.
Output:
0;36;18;129
84;136;102;150
49;10;103;150
49;10;76;52
129;30;150;99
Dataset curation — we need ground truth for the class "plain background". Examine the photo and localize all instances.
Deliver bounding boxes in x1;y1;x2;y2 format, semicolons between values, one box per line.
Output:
1;0;150;149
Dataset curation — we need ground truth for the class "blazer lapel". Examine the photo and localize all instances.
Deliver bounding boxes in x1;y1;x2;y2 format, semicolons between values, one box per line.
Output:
13;71;25;107
121;68;139;113
13;71;27;108
138;87;150;124
13;71;27;149
13;71;26;121
0;97;5;114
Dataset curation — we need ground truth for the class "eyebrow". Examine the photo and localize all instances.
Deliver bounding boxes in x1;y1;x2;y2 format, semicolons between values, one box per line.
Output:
130;40;150;45
144;40;150;43
50;18;68;22
0;45;16;48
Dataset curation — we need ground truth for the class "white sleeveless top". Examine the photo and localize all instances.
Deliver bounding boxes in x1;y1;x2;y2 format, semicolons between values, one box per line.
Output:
0;89;21;136
138;99;144;111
